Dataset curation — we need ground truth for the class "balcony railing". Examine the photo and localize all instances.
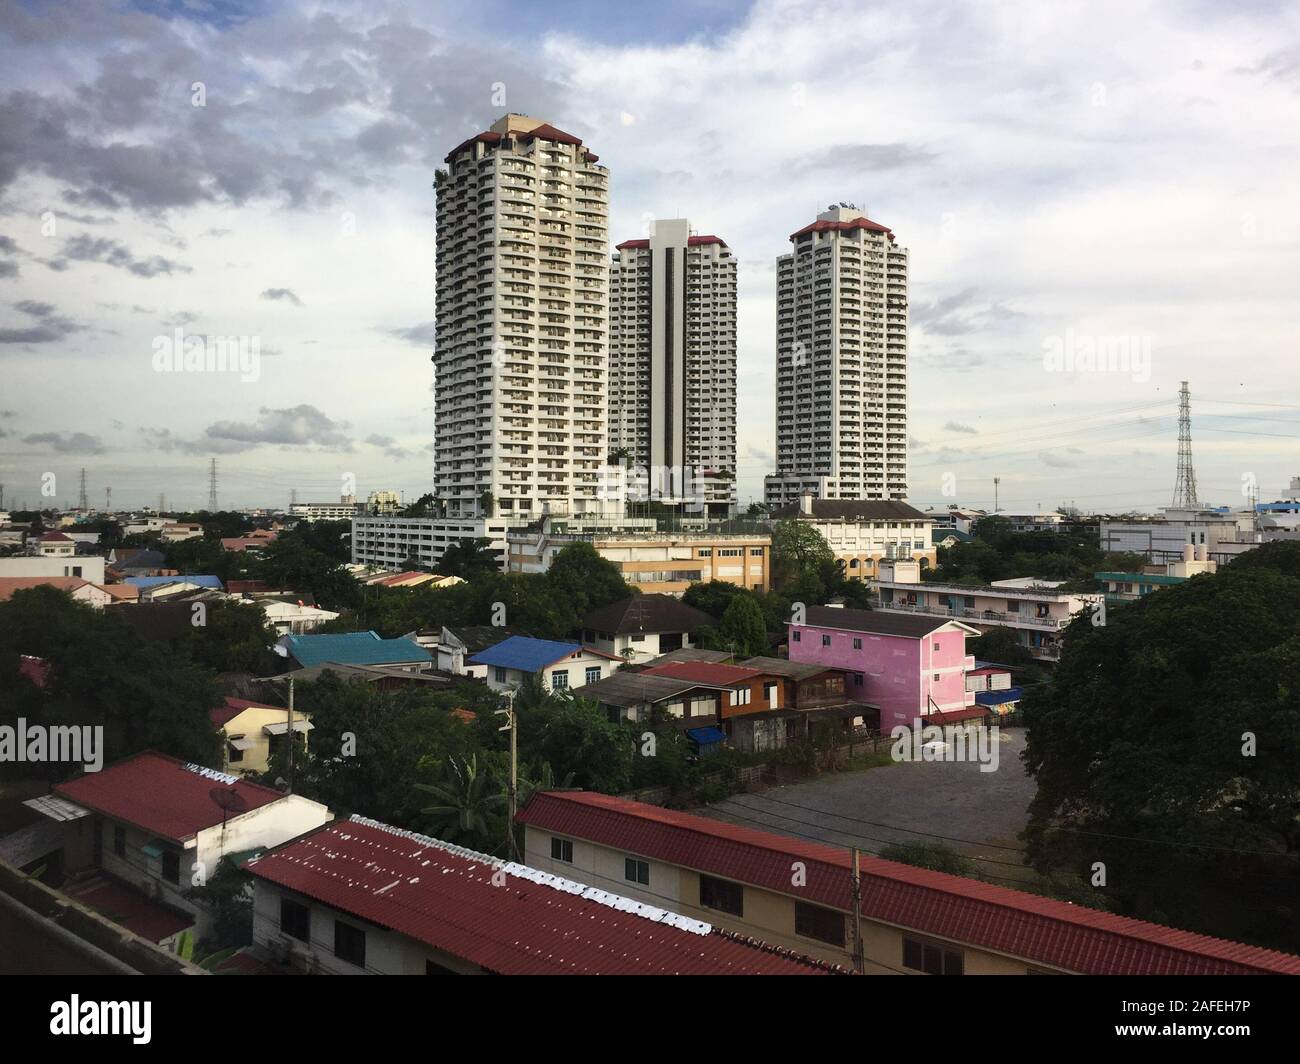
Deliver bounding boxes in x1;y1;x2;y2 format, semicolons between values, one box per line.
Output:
874;601;1072;631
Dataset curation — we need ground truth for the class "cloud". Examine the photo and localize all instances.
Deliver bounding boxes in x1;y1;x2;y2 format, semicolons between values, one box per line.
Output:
45;234;190;277
0;300;85;344
912;287;1025;337
943;421;977;434
22;431;105;454
792;143;936;175
389;321;437;345
366;433;412;459
201;404;353;453
261;287;304;306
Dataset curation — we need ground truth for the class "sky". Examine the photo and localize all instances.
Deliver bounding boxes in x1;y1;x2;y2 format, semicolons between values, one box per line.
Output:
1;0;1298;514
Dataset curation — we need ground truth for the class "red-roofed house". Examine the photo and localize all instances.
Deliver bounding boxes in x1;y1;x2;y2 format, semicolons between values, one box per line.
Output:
242;816;846;975
640;660;793;751
517;791;1300;976
211;697;313;775
35;531;75;557
0;576;111;608
38;752;330;943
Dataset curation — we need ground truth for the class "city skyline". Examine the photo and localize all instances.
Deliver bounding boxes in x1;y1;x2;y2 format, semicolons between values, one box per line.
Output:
1;0;1299;512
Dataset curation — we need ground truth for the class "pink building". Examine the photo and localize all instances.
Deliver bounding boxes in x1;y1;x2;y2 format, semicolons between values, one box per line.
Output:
788;605;978;732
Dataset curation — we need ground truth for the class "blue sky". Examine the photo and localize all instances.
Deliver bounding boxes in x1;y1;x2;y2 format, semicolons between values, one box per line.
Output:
0;0;1298;513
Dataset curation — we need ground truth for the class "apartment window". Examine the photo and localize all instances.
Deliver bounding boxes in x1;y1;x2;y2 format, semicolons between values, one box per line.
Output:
933;642;941;652
933;673;941;682
852;637;862;650
902;936;964;975
792;630;801;643
113;824;126;857
161;849;180;885
750;548;764;557
551;670;569;690
697;548;713;557
624;857;650;886
551;837;573;863
227;737;245;764
795;901;846;947
334;920;366;968
699;874;743;916
494;666;507;684
585;666;601;685
280;897;310;942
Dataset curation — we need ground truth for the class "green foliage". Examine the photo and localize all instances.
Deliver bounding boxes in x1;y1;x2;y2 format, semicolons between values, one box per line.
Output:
184;856;254;951
545;542;637;619
177;599;280;675
414;753;507;853
1022;541;1300;951
436;537;499;580
718;594;769;657
878;841;975;876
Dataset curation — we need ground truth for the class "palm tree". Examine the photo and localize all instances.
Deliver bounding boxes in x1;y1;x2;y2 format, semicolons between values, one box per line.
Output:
414;754;505;850
518;759;576;806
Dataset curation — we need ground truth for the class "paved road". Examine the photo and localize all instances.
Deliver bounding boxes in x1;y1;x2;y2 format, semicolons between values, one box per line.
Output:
703;727;1036;882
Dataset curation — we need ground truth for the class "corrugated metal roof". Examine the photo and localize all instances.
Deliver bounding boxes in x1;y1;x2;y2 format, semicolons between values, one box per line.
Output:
583;594;714;634
800;605;953;639
281;631;432;668
517;791;1300;976
242;816;845;975
642;661;766;686
469;635;585;673
54;751;286;843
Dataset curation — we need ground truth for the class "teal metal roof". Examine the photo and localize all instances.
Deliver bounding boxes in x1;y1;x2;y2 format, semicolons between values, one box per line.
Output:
281;631;431;668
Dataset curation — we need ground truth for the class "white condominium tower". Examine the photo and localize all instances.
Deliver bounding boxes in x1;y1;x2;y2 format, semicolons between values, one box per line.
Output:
434;114;610;519
764;206;909;507
608;219;737;516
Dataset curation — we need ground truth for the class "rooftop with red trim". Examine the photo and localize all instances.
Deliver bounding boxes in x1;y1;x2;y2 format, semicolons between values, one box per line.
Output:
615;235;729;250
55;751;287;843
517;791;1300;976
243;816;847;976
790;215;894;243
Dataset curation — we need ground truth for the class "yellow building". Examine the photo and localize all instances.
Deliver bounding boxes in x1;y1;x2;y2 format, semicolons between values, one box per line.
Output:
211;697;311;776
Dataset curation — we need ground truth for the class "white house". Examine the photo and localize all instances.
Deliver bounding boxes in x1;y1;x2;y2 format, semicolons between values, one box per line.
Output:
468;636;622;692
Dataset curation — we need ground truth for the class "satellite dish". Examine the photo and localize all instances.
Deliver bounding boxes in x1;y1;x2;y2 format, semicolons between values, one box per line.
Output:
210;787;250;816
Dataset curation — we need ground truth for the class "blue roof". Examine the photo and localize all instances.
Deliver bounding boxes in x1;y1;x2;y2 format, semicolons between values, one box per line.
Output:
469;636;584;673
686;726;727;745
280;631;431;668
975;686;1024;706
125;574;224;589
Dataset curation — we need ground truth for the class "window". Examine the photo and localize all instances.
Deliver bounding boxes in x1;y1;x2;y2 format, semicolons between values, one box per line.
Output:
750;548;764;557
585;666;601;685
852;637;862;650
551;670;569;690
821;634;831;647
494;666;507;684
551;837;573;863
699;874;743;916
113;825;126;857
280;897;310;942
161;849;180;885
792;630;801;642
795;901;846;946
902;936;964;975
697;548;712;557
334;920;366;967
729;687;751;706
853;672;864;687
624;857;650;885
933;642;941;652
934;673;941;682
227;738;245;764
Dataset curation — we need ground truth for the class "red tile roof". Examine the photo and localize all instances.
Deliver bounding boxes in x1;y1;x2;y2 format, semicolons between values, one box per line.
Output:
517;791;1300;976
0;576;92;601
443;121;596;165
55;751;286;843
641;661;768;686
244;817;846;975
38;531;74;542
791;215;894;243
615;235;729;251
210;696;282;729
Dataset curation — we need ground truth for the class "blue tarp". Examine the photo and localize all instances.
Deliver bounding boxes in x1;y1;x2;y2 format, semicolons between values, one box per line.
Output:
686;726;726;745
975;686;1024;706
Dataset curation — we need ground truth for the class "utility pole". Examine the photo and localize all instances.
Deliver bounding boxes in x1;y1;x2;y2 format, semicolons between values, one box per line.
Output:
286;677;295;794
850;847;865;974
495;690;519;862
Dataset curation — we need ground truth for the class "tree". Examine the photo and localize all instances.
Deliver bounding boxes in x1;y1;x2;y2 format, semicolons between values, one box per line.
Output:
717;593;769;657
436;537;499;581
879;842;975;876
966;626;1035;669
681;580;744;620
414;753;507;853
1022;541;1300;952
770;520;839;599
545;542;636;620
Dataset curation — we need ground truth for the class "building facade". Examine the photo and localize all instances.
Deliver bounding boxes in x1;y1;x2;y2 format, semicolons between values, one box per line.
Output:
769;496;934;581
608;219;737;515
766;207;909;507
434;113;610;520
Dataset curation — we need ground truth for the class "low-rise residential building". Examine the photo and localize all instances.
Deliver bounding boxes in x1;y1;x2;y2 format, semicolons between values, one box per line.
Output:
871;559;1099;663
242;815;843;975
276;631;433;672
1099;507;1257;565
768;496;935;581
0;576;113;608
291;499;364;522
507;520;771;594
424;625;522;677
212;697;312;775
161;522;204;542
517;791;1300;975
469;636;620;692
987;511;1064;534
30;752;330;945
34;531;76;557
965;662;1023;715
1096;544;1217;601
257;598;340;636
638;660;792;753
0;555;106;582
220;529;279;553
788;603;978;732
580;594;714;661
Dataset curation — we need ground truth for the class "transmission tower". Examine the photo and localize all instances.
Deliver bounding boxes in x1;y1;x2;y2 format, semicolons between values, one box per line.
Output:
1172;380;1199;509
78;468;88;511
208;458;219;511
105;486;111;512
